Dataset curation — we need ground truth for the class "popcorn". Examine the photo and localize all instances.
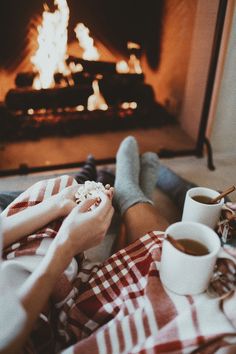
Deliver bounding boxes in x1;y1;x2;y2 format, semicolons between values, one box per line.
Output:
75;181;107;204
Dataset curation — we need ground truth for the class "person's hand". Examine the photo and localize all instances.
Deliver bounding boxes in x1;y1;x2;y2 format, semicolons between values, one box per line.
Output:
53;190;114;260
53;185;79;217
53;184;114;218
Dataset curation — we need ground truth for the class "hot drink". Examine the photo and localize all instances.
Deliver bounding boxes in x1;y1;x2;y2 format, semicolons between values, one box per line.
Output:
182;187;224;229
160;221;221;295
191;195;215;204
177;238;209;256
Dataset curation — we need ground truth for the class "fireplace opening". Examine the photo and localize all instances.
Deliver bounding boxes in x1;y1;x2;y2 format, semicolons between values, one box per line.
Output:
0;0;227;174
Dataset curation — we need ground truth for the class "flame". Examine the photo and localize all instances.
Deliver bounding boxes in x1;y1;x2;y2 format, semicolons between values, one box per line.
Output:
116;60;129;74
31;0;70;89
74;23;100;61
128;54;142;74
87;79;108;111
127;41;141;50
116;56;142;75
68;62;83;73
116;42;143;74
127;41;142;74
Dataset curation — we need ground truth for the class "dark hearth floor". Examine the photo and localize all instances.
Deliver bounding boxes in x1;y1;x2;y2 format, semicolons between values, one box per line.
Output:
0;125;195;173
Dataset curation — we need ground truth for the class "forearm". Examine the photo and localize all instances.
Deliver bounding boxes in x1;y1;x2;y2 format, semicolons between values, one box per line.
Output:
1;196;70;248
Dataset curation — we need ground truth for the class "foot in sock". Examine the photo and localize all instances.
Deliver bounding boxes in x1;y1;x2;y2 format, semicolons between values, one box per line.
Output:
156;165;232;211
114;136;152;215
74;155;97;184
156;165;197;210
140;152;160;200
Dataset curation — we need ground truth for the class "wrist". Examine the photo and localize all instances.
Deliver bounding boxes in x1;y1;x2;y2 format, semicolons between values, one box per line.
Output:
51;194;73;218
39;242;72;281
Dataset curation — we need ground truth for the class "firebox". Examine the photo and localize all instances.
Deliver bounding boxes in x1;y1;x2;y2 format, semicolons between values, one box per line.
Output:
0;0;228;175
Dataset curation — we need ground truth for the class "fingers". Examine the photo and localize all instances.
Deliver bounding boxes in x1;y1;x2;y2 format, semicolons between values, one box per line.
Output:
72;190;113;216
77;198;98;212
93;192;113;217
104;187;114;200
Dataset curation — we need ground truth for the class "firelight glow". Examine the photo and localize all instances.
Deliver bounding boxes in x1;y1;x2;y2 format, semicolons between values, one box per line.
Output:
121;102;137;110
31;0;70;89
87;79;108;111
116;60;129;74
74;23;100;61
128;54;142;74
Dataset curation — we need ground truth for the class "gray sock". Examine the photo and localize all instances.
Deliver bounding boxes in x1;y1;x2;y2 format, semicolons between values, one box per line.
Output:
140;152;160;200
156;165;197;210
114;136;152;215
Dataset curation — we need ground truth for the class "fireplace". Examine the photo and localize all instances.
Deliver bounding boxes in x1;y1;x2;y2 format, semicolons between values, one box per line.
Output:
0;0;228;175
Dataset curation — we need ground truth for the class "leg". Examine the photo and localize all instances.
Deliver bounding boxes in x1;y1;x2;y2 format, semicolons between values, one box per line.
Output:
114;136;169;247
74;155;97;184
97;167;115;187
123;202;169;244
156;165;197;210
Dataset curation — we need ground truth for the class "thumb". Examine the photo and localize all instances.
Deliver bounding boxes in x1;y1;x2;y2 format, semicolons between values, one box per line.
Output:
77;198;97;212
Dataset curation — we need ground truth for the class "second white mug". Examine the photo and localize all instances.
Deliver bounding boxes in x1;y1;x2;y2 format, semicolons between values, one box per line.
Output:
182;187;224;229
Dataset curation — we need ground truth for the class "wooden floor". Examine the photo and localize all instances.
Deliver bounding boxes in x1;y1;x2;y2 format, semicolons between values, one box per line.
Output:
0;124;195;172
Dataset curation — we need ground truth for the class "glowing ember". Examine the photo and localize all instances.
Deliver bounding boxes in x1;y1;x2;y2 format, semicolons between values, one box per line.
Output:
87;79;108;111
76;105;85;112
121;102;129;110
121;101;138;110
130;101;138;109
74;23;100;61
27;108;34;115
31;0;70;89
116;60;129;74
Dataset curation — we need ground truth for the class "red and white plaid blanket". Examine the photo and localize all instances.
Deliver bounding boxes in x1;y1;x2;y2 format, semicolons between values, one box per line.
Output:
2;176;236;354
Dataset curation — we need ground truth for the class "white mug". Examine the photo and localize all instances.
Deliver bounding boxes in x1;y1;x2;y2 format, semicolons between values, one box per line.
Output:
159;221;221;295
182;187;224;229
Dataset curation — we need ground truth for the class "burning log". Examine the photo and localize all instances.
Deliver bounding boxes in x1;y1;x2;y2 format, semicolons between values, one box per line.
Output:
100;83;154;106
15;70;144;89
15;72;37;88
5;86;93;111
66;56;117;75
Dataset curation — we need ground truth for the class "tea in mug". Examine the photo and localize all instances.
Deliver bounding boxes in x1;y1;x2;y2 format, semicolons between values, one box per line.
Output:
191;195;216;205
177;238;209;256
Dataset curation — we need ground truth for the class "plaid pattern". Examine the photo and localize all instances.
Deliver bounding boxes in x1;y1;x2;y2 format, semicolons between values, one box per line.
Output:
60;233;236;354
2;176;236;354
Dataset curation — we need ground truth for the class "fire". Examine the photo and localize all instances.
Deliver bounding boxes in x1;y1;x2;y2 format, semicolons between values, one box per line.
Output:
31;0;70;89
121;102;138;110
87;79;108;111
116;60;129;74
127;41;142;74
74;23;100;61
116;42;143;74
128;54;142;74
